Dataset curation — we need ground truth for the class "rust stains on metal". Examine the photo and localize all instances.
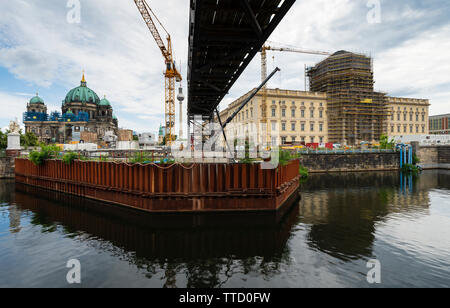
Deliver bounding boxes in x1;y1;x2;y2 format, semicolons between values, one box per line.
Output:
15;159;301;213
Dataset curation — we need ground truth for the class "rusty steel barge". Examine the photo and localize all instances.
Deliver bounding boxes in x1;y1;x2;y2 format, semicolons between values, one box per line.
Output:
15;159;301;213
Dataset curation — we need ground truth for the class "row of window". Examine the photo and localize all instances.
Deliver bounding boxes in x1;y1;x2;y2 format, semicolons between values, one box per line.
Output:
273;101;324;107
429;118;450;130
233;121;325;132
272;108;324;119
67;109;112;118
391;125;426;134
29;127;52;136
391;112;426;122
393;106;426;112
279;122;324;132
235;108;325;121
279;136;325;144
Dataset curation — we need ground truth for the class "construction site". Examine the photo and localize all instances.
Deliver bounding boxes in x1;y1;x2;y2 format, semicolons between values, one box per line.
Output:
9;0;431;213
12;0;303;214
307;51;390;145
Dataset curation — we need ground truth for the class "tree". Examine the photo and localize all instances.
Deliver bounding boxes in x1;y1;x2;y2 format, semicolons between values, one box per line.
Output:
0;129;7;150
21;132;39;148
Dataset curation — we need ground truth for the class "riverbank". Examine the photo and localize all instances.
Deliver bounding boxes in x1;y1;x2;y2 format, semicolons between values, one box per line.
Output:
0;157;14;179
415;145;450;170
298;151;400;173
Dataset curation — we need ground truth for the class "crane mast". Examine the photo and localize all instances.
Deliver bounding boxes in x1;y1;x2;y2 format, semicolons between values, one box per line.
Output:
260;45;331;145
133;0;182;146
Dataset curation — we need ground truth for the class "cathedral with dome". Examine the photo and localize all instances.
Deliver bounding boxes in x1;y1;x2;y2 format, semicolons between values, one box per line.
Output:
23;73;119;144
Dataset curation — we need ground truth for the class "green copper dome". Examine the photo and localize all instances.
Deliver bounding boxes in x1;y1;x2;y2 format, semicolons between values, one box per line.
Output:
64;74;100;105
30;94;44;104
99;96;111;107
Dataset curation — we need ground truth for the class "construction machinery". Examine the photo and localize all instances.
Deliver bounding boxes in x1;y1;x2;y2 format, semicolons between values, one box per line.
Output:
133;0;182;146
260;44;331;145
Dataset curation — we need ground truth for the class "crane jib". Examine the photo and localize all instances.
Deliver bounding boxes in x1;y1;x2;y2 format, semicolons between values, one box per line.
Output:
133;0;182;146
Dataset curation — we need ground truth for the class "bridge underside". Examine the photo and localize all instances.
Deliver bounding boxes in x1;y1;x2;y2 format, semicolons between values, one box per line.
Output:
187;0;296;122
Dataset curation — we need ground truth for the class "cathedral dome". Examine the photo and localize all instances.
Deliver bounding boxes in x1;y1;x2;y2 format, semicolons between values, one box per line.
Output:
30;94;45;104
99;96;111;107
64;73;100;105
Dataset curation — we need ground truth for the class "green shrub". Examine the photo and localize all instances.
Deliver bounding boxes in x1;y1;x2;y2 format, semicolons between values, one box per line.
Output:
279;149;293;166
401;163;420;174
129;152;154;164
239;158;255;164
78;155;89;161
380;134;395;150
98;155;109;162
299;165;309;178
29;145;60;166
62;152;79;165
413;154;421;165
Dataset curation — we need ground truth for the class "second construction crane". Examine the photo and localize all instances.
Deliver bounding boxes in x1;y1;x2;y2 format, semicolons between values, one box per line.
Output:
133;0;182;146
260;45;331;144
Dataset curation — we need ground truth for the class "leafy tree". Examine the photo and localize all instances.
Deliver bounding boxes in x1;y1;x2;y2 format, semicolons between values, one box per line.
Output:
21;132;39;148
0;129;7;150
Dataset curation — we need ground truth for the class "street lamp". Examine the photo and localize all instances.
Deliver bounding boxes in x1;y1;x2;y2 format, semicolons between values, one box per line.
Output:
177;86;185;140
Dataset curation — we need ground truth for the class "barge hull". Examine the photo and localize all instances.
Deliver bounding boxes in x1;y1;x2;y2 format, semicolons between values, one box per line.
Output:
15;159;300;213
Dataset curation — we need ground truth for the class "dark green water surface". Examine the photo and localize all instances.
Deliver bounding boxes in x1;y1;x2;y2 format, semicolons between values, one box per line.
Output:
0;170;449;287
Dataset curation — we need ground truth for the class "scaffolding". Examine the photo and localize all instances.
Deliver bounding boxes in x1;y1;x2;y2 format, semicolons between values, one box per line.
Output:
307;51;389;145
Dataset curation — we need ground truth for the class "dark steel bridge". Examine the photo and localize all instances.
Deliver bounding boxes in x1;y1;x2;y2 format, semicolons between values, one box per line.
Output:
187;0;296;123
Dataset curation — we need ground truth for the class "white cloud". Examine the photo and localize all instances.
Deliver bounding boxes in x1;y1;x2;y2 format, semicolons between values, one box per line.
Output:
0;92;28;131
374;24;450;115
0;0;449;133
0;0;190;134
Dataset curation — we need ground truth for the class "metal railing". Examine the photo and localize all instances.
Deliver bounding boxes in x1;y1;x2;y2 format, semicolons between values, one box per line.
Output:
292;148;397;155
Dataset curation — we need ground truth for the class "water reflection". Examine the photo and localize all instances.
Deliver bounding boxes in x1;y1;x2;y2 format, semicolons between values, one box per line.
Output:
0;171;449;287
11;183;299;287
299;172;435;261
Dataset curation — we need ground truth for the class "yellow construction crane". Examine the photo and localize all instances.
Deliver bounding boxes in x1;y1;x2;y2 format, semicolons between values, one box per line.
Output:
133;0;182;146
260;45;331;145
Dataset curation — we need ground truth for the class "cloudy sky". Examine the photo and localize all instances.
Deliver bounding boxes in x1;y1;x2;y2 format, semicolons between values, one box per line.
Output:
0;0;449;134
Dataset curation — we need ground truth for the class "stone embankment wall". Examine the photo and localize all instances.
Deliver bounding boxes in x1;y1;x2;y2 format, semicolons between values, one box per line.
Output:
0;157;15;179
299;152;400;173
415;145;450;170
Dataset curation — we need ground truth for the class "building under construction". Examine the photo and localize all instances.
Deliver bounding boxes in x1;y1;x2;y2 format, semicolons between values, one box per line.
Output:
307;50;389;145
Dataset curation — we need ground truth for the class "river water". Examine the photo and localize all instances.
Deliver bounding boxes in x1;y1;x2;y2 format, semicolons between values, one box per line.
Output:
0;170;449;288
